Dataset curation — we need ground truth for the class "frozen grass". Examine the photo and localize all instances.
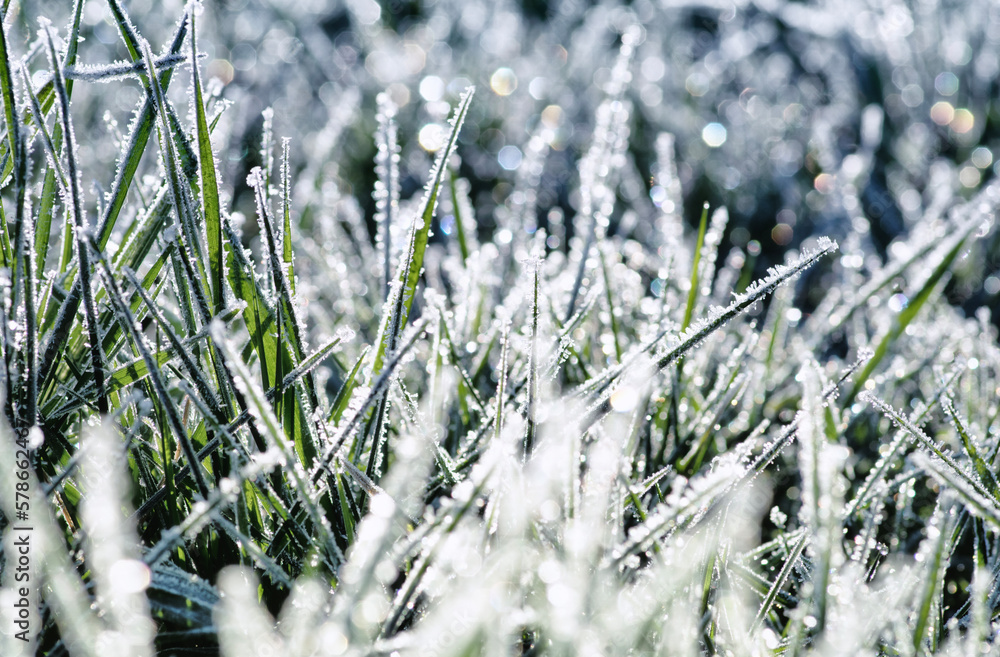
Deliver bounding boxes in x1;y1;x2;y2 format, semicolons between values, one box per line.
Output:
3;0;1000;655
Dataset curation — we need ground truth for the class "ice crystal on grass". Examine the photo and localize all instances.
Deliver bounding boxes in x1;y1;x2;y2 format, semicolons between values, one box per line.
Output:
374;92;401;301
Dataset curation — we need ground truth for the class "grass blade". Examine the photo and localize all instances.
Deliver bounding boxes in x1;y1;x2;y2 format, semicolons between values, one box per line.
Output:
92;239;211;498
448;171;471;265
850;221;977;400
37;11;190;388
141;39;212;316
374;93;400;298
369;87;474;379
917;452;1000;531
682;203;709;331
582;238;838;430
314;319;428;484
524;259;540;459
861;392;997;508
280;138;295;294
189;3;224;315
328;345;371;424
210;322;344;568
942;394;1000;499
42;21;107;415
910;500;958;654
0;17;32;425
751;531;808;631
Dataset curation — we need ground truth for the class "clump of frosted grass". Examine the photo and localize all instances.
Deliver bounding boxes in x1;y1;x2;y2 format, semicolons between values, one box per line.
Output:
5;0;1000;656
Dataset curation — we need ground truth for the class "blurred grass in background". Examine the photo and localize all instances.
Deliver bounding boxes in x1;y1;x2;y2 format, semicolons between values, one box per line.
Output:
23;0;1000;272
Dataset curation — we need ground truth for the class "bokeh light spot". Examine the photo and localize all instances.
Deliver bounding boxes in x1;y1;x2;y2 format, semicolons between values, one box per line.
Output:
771;223;793;245
930;101;954;125
490;67;517;96
951;108;974;133
702;122;727;147
686;72;710;97
419;75;445;102
959;165;981;188
935;72;959;96
418;123;448;152
813;173;834;194
540;105;562;129
497;145;522;171
972;147;993;169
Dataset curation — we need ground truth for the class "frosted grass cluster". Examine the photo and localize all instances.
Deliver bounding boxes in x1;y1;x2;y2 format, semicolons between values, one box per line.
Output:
2;0;1000;656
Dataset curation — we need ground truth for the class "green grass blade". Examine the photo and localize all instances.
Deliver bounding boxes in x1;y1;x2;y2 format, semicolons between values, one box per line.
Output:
249;168;310;375
582;238;838;430
448;170;471;265
122;268;225;423
278;332;348;395
314;319;428;484
211;323;344;567
92;238;211;498
437;312;487;416
334;465;358;543
850;226;974;400
224;216;277;387
844;369;956;517
31;0;81;278
0;16;32;425
751;531;808;631
369;87;474;378
249;166;318;464
328;345;371;424
0;12;20;190
43;22;108;415
361;376;392;480
609;461;740;567
141;39;212;317
862;392;998;505
111;184;170;271
106;0;197;177
910;500;957;654
943;395;1000;499
682;202;709;331
21;64;68;190
280;138;295;294
38;13;189;387
101;243;172;354
21;65;64;327
352;89;472;480
107;349;173;393
189;5;225;314
917;451;1000;530
99;4;190;247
